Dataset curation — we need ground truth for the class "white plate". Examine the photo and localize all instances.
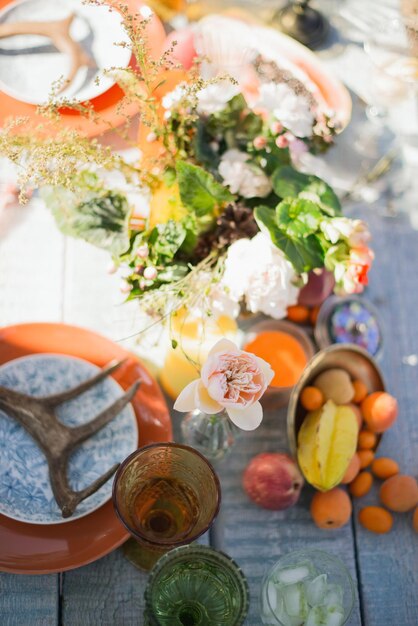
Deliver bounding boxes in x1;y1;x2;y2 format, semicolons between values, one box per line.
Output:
0;353;138;524
0;0;131;105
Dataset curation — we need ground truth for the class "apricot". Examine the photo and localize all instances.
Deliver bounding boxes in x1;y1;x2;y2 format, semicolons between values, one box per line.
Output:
371;457;399;479
349;472;373;498
361;392;398;433
310;488;352;529
287;305;310;324
380;475;418;512
310;306;320;325
358;449;374;469
359;506;393;534
314;369;354;405
352;379;368;404
413;507;418;533
300;386;324;411
341;454;361;484
358;430;377;450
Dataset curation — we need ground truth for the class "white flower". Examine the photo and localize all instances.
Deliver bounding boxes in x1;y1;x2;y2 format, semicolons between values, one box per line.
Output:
221;233;300;318
218;149;272;199
161;83;188;110
196;80;241;115
320;218;371;247
255;82;314;138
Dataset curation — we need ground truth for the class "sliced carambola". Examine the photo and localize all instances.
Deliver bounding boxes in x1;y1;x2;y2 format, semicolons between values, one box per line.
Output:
275;561;316;585
297;409;323;487
305;573;328;606
321;405;359;489
298;400;358;490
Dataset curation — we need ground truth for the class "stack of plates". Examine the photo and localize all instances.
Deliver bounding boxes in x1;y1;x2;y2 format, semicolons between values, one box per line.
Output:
0;323;172;574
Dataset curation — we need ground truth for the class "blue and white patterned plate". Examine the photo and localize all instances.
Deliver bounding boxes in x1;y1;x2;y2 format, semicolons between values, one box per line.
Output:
0;354;138;525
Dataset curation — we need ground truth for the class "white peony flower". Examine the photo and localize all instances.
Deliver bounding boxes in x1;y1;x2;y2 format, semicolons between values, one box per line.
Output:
255;82;314;138
218;149;272;199
196;80;241;115
320;218;371;247
221;232;300;318
161;83;188;110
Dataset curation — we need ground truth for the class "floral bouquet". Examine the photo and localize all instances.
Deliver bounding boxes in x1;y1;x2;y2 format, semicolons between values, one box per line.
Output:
0;3;373;329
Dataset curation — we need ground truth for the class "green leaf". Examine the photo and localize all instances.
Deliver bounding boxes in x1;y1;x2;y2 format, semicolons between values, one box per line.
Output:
42;187;130;255
254;204;324;274
272;165;341;215
193;120;221;171
153;220;187;259
276;197;323;238
176;161;233;217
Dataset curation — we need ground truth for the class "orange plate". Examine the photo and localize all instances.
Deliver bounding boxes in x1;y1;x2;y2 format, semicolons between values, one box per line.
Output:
0;0;167;137
0;322;173;574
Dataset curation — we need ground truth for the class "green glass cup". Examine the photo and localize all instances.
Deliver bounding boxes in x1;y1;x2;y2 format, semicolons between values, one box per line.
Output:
113;443;221;571
144;544;249;626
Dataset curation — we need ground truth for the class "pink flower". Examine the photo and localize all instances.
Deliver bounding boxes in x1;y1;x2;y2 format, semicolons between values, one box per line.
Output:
253;136;267;150
340;246;374;294
270;121;283;135
174;339;274;431
275;134;289;149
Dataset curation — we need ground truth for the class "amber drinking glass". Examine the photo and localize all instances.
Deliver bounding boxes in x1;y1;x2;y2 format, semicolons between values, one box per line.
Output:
112;443;221;570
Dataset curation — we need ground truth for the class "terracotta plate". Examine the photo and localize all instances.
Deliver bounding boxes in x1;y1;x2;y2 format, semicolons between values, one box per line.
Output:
0;0;167;137
0;322;173;574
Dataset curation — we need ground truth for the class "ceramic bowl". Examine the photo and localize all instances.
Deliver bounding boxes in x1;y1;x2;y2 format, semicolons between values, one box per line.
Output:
243;319;315;411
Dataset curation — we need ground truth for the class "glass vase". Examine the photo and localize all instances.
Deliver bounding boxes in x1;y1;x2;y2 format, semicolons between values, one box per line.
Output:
181;409;240;462
144;544;249;626
112;443;221;571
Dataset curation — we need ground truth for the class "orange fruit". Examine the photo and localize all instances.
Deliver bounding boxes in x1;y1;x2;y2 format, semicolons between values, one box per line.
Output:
359;506;393;534
380;475;418;512
349;472;373;497
287;305;310;324
358;430;377;450
361;392;398;433
309;306;320;325
413;507;418;533
310;488;352;529
300;386;324;411
358;449;374;469
352;380;368;404
341;454;361;484
371;457;399;480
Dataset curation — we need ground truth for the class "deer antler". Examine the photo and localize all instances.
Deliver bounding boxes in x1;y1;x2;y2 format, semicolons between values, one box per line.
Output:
0;360;141;518
0;14;94;93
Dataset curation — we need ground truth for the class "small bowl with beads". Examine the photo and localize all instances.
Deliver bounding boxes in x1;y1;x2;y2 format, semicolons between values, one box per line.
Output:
314;296;383;360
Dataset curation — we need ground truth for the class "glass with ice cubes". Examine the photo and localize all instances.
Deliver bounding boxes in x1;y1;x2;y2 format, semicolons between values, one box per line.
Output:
260;549;355;626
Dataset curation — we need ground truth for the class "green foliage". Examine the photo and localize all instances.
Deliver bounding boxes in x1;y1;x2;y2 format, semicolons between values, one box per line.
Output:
176;161;234;219
254;205;324;274
42;174;131;255
272;165;342;216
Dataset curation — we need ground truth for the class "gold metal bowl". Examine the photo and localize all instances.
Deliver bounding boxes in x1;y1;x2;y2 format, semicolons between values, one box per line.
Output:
287;343;386;457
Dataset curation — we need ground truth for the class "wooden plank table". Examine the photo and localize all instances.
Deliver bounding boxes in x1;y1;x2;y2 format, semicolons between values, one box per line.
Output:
1;5;418;625
1;176;418;626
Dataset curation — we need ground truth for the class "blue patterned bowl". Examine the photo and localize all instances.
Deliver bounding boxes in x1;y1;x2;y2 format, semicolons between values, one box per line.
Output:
0;354;138;525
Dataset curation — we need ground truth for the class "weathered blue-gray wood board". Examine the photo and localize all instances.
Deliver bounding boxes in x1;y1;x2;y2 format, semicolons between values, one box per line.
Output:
1;211;418;625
